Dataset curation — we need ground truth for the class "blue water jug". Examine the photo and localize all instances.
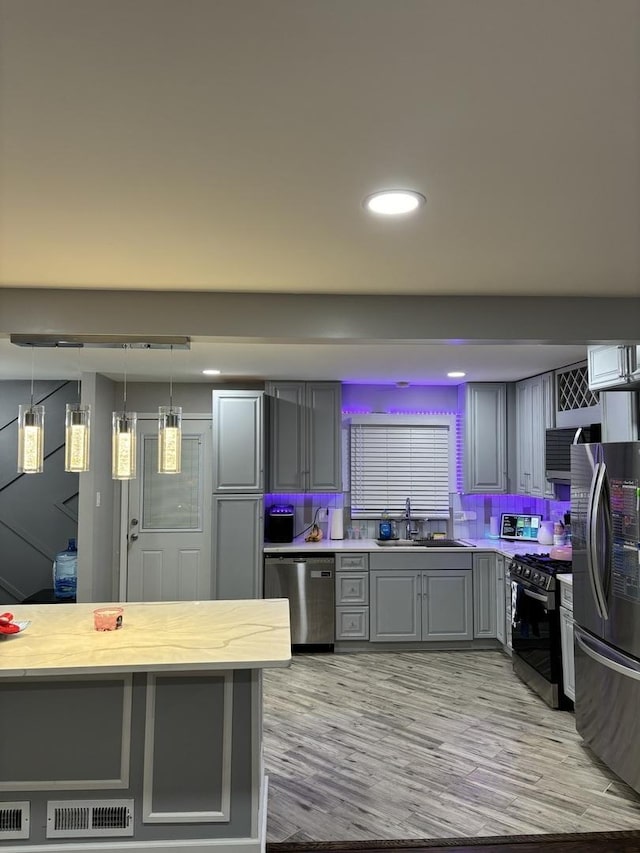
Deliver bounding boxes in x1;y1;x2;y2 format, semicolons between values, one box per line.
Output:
53;538;77;600
378;520;393;540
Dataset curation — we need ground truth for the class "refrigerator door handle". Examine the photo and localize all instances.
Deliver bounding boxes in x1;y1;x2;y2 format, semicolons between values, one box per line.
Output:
575;628;640;683
588;462;609;619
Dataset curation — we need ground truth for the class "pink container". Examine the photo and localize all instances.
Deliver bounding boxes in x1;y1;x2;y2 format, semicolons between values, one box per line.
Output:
93;607;124;631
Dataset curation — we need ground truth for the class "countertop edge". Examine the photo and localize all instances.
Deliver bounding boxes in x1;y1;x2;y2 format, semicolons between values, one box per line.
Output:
263;537;557;559
0;655;293;679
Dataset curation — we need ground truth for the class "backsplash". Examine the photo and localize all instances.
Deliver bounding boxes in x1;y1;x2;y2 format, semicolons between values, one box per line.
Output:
266;491;572;542
265;493;344;541
452;493;571;540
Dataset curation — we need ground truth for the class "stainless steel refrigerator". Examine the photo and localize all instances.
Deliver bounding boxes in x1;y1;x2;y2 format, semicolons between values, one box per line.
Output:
571;441;640;793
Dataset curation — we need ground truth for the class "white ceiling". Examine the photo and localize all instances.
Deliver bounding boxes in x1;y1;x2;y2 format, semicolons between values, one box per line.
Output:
0;1;636;383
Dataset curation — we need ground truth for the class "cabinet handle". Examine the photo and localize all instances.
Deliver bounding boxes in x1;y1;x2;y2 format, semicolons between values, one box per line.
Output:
617;346;628;379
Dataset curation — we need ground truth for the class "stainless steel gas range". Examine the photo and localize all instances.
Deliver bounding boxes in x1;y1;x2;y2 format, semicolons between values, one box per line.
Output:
508;553;573;709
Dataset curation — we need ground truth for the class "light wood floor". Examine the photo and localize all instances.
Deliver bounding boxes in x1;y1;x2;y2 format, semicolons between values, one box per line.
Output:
263;651;640;843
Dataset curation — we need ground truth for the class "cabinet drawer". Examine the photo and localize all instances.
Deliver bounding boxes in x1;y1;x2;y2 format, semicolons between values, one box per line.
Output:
336;607;369;640
370;553;472;571
560;580;573;611
336;571;369;606
336;553;369;571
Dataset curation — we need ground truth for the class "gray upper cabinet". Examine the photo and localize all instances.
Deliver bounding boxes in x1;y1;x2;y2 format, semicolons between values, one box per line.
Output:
459;383;507;493
266;381;342;492
588;345;640;391
600;391;639;442
516;372;555;498
212;390;264;492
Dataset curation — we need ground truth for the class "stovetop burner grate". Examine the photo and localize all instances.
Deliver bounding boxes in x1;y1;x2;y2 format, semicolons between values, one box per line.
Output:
512;553;572;575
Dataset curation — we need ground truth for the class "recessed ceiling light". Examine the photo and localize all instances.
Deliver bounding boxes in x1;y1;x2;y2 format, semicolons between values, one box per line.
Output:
202;369;221;376
364;189;426;216
447;371;466;378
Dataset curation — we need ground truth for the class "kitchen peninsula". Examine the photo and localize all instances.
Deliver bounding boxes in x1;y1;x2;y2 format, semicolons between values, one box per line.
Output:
0;599;290;852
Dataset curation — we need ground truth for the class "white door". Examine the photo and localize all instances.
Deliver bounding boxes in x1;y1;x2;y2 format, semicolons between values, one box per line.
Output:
125;419;212;602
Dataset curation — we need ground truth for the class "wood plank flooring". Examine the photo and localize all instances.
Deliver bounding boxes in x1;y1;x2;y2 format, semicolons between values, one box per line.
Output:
263;651;640;843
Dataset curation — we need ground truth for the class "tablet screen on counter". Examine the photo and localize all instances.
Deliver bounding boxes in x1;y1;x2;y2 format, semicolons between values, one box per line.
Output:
500;513;542;541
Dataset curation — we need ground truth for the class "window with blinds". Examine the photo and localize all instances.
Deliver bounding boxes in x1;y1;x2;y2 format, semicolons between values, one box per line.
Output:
349;416;454;520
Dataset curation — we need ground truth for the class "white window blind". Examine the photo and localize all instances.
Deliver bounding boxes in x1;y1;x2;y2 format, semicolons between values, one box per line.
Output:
350;420;451;519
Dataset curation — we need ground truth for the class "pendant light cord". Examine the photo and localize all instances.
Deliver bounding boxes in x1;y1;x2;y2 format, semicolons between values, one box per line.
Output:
169;345;174;411
30;345;35;409
123;344;128;413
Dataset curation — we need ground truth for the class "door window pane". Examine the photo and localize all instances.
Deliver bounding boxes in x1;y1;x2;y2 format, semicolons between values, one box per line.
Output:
142;435;201;530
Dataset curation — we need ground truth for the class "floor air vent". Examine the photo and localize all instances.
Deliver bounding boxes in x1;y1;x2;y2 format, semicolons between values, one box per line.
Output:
46;799;134;838
0;802;30;840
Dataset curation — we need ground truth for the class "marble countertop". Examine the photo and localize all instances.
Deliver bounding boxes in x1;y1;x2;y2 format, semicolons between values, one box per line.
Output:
264;537;557;559
0;599;291;678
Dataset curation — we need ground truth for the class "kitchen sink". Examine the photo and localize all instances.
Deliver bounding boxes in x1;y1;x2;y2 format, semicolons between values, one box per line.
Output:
375;539;471;548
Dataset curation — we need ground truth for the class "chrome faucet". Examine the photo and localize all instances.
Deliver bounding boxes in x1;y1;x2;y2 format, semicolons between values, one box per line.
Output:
404;497;417;539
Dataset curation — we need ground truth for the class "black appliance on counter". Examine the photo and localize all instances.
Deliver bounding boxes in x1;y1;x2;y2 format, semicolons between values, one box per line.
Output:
509;553;573;709
265;503;295;543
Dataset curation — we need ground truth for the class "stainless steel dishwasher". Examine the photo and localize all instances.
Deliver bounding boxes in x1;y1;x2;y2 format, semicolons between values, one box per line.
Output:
264;555;335;647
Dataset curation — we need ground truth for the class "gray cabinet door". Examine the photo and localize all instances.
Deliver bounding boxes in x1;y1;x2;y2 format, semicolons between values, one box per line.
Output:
587;345;629;390
306;382;342;491
472;553;496;638
266;381;341;492
559;605;575;701
266;381;306;491
530;372;555;498
212;495;263;599
601;391;640;442
516;380;533;494
422;571;473;641
462;383;507;493
212;391;264;492
516;372;555;498
370;570;420;642
495;555;506;645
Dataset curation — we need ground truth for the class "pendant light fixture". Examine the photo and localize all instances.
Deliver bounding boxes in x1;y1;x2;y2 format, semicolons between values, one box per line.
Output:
158;345;182;474
112;345;137;480
65;353;91;472
17;346;45;474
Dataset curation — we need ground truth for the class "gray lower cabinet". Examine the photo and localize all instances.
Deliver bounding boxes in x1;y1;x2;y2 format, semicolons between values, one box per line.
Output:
495;555;506;645
559;578;575;702
213;495;263;599
335;554;370;640
472;553;497;638
265;380;342;492
370;569;473;642
212;390;264;492
336;607;369;640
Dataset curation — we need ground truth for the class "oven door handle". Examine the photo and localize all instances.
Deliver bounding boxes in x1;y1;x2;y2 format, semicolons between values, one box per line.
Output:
522;587;549;604
575;628;640;682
